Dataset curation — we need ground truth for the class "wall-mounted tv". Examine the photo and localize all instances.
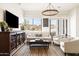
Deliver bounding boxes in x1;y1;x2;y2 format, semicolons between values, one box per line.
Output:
4;10;19;28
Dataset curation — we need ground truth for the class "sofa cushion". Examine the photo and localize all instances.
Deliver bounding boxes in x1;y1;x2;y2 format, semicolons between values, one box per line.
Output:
35;34;42;37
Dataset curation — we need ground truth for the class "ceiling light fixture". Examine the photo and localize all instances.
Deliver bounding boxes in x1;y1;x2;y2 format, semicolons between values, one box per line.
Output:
42;3;59;16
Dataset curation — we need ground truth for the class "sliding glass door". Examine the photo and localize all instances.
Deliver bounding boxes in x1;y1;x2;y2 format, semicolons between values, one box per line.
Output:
50;19;68;36
50;19;58;36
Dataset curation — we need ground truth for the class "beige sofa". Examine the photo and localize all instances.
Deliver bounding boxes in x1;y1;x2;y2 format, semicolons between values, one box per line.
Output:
26;31;51;42
60;38;79;55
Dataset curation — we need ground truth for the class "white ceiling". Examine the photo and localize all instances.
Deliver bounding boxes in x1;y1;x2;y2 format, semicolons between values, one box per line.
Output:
20;3;79;12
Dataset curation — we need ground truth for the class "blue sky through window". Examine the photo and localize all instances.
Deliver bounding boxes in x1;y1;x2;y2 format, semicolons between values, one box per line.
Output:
34;19;41;25
27;18;41;25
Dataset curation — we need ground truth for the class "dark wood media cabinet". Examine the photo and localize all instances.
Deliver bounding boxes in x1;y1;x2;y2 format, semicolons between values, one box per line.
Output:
0;31;26;56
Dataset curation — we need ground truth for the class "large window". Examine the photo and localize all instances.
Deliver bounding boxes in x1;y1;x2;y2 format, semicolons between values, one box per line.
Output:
24;18;42;31
20;17;68;36
50;19;58;35
50;19;68;36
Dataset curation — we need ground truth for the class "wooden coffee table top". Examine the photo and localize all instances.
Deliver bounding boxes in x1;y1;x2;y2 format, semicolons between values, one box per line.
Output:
29;39;51;43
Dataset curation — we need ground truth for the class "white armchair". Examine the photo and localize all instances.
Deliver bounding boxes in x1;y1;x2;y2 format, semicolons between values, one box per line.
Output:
53;36;73;45
60;39;79;55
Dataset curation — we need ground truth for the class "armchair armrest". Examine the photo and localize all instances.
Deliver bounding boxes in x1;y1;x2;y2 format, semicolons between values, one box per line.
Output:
60;39;79;53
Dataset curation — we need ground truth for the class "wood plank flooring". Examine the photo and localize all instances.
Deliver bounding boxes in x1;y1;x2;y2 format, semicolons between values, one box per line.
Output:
13;42;64;56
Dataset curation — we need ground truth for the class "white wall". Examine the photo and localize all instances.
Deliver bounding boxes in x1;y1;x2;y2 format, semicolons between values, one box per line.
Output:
0;8;4;22
76;7;79;37
68;8;76;37
68;7;79;37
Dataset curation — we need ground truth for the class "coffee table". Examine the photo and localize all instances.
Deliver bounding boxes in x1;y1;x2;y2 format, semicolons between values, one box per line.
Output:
29;39;50;48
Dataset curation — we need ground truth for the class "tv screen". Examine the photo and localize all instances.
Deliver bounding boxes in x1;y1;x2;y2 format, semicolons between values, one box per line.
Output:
4;10;19;28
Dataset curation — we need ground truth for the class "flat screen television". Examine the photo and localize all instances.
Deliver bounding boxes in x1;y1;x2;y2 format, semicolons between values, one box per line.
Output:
4;10;19;28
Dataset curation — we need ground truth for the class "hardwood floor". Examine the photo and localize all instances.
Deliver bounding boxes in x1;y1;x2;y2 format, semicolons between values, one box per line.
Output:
12;42;64;56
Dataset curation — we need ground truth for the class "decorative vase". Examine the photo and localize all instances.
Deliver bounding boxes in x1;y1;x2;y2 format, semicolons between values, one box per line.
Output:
1;26;4;31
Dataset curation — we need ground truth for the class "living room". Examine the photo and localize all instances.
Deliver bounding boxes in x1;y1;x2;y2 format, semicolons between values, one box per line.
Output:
0;3;79;56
